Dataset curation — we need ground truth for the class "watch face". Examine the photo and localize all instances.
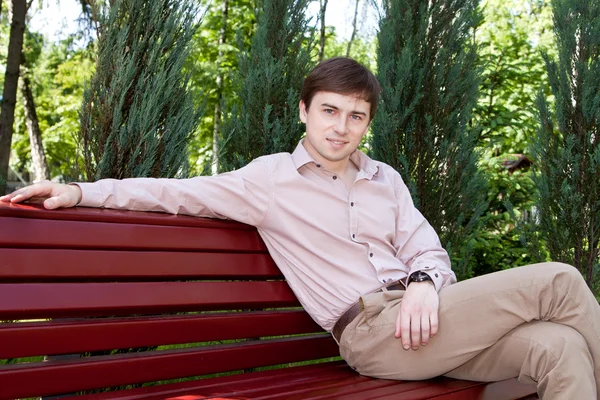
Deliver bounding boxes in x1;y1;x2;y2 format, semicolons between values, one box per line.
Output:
410;271;432;282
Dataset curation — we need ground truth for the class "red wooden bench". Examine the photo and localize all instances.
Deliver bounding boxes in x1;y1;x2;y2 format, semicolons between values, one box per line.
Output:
0;202;538;399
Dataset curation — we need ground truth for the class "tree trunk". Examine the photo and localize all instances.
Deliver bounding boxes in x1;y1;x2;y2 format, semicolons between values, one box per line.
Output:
20;58;50;182
318;0;327;62
0;0;27;194
212;0;228;175
346;0;360;57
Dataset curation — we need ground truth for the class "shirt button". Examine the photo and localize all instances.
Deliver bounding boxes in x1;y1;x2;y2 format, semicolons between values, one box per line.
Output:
369;253;373;257
435;273;439;277
316;164;321;168
333;176;338;180
350;202;354;206
352;234;356;239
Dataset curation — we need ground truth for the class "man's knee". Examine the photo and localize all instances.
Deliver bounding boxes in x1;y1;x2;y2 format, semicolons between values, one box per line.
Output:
518;322;596;399
547;326;588;356
521;323;590;372
539;261;584;284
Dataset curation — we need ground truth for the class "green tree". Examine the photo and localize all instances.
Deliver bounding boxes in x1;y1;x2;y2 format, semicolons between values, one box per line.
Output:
219;0;315;171
469;0;554;275
475;0;554;156
19;28;49;182
531;0;600;291
11;37;95;182
185;0;255;175
468;156;541;276
79;0;201;181
371;0;487;280
0;0;28;194
319;26;377;73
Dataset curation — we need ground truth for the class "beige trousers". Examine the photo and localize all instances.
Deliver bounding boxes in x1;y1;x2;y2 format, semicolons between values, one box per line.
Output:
338;262;600;399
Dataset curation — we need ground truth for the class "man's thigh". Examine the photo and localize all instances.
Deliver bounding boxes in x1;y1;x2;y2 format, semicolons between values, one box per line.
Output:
339;262;573;380
444;320;590;382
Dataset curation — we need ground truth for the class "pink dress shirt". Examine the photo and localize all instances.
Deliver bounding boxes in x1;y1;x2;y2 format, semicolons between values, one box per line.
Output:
77;140;456;331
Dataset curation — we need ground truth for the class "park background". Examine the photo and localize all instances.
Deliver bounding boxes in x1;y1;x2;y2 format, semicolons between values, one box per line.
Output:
0;0;598;292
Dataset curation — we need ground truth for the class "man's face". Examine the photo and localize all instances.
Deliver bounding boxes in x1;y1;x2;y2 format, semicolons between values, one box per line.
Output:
299;91;371;170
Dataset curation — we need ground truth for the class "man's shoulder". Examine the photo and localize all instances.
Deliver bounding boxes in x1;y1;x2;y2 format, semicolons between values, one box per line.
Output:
367;157;402;179
249;152;290;167
365;158;408;192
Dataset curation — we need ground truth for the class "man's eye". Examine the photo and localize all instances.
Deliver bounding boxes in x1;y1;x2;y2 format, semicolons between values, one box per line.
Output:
351;114;363;121
324;109;335;114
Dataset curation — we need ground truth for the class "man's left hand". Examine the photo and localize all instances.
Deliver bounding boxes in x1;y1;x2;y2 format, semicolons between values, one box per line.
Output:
395;280;439;351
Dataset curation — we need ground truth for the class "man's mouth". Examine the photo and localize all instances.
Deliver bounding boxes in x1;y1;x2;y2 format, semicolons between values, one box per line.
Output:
327;139;348;145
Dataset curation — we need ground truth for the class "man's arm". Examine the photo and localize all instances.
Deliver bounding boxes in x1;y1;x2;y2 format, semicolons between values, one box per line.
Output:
391;172;456;351
392;174;456;289
1;157;273;227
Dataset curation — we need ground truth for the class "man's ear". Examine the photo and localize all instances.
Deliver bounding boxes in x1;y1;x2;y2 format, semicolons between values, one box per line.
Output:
299;100;308;123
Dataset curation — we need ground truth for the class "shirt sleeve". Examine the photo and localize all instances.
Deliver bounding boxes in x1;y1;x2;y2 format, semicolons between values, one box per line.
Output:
392;172;457;291
75;156;273;227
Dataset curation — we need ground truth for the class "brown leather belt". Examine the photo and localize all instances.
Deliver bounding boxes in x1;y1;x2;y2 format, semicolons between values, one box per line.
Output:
332;282;405;343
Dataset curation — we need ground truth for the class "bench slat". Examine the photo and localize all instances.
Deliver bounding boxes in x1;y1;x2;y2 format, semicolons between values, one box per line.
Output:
0;217;267;251
0;202;254;230
222;370;377;399
0;281;299;319
0;335;339;399
0;249;280;282
71;361;354;400
314;380;484;400
243;374;398;399
75;362;537;400
269;379;537;400
355;379;539;400
0;310;322;358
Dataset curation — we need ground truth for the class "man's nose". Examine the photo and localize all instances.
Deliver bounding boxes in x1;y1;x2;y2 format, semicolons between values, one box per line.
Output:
334;117;349;135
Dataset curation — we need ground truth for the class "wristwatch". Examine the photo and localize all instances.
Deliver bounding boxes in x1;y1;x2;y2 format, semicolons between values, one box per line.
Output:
408;270;433;285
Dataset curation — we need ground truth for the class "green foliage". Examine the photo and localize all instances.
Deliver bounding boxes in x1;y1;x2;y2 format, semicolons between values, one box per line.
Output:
316;26;377;72
219;0;315;171
11;35;94;181
470;0;554;276
79;0;202;180
474;0;554;156
468;156;544;275
371;0;488;280
529;0;600;291
186;0;256;175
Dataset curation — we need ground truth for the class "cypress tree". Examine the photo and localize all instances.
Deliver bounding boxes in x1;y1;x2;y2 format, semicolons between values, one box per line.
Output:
218;0;315;171
531;0;600;290
371;0;487;279
79;0;201;181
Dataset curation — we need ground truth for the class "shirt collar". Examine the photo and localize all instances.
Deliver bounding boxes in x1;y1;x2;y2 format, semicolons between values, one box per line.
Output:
291;139;314;169
291;139;379;179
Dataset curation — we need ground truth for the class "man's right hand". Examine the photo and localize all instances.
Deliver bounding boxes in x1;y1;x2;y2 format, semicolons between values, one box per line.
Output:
0;181;82;209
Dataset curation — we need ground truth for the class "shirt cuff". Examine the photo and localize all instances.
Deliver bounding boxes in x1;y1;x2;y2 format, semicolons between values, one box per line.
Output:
70;182;104;208
409;266;444;292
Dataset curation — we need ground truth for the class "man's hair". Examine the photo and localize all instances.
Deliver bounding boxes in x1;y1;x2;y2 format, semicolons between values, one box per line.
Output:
300;57;381;120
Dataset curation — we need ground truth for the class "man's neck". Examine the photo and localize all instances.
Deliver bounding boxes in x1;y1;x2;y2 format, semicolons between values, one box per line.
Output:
327;159;350;176
301;141;351;176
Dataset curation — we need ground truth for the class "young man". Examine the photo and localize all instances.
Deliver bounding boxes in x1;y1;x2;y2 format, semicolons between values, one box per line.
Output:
2;57;599;399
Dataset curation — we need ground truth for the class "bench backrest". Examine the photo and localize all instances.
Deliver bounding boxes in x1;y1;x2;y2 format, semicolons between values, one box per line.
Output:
0;203;338;399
